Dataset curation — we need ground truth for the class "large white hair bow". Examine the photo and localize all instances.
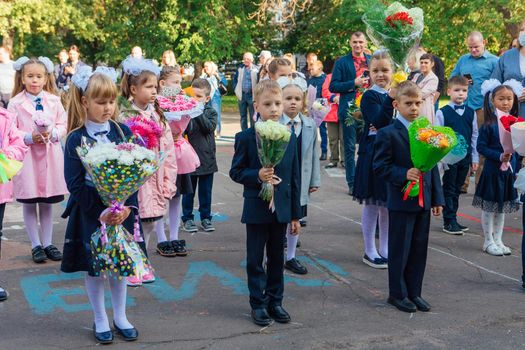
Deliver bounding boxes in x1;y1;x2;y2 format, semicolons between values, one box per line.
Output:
481;78;523;97
122;57;160;77
276;76;308;92
13;56;54;73
71;65;119;92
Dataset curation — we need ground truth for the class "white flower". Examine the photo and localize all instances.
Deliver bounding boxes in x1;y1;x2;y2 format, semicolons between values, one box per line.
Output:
119;153;135;166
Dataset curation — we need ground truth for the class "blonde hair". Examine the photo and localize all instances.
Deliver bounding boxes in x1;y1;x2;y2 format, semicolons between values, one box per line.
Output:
12;58;58;96
254;80;282;102
395;80;422;100
162;50;177;66
282;84;307;114
67;73;119;133
282;54;296;71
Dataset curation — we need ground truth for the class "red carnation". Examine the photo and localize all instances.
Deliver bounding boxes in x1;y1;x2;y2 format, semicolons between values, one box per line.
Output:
500;115;525;132
386;11;414;27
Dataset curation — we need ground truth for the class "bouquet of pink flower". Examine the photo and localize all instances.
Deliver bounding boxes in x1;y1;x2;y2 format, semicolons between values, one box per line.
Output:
124;115;163;150
32;111;52;133
157;94;204;121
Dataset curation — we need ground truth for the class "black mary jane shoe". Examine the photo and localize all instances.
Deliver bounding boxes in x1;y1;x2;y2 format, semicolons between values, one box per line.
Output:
31;245;47;263
0;286;7;301
267;305;291;323
251;308;273;327
172;240;188;257
93;324;113;344
387;296;417;313
410;296;431;312
113;322;138;341
284;258;308;275
43;245;63;261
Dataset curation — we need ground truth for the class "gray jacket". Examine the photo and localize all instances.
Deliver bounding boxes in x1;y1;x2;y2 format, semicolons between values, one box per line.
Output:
491;48;525;117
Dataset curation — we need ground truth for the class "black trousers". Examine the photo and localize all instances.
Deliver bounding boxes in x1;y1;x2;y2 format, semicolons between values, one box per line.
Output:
442;159;470;223
388;210;431;299
246;222;287;309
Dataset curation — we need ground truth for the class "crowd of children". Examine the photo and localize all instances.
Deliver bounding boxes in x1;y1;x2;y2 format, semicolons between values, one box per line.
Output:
0;47;524;342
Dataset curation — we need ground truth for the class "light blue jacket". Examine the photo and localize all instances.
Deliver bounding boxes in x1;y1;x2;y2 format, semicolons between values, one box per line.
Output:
491;48;525;117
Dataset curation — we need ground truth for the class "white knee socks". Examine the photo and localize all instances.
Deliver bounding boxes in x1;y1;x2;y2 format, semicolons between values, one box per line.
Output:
361;205;381;260
286;224;298;261
155;218;167;243
481;210;495;249
38;203;54;247
169;195;182;241
85;274;134;332
23;203;40;248
23;203;55;249
141;221;155;249
493;212;506;247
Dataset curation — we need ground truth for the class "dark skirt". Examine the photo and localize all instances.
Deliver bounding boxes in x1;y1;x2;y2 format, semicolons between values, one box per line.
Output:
141;216;163;223
353;136;387;206
17;195;65;204
176;173;194;196
472;159;520;213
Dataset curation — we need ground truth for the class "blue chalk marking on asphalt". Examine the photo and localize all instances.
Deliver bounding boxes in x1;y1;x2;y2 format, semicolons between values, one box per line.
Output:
300;256;349;276
20;272;136;315
143;261;248;301
191;211;229;222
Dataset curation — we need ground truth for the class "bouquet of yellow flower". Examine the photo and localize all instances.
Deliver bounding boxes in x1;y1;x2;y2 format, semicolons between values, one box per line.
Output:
254;120;292;210
404;117;457;206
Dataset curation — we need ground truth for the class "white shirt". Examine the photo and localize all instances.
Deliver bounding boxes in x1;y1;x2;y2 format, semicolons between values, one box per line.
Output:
282;113;302;137
434;102;479;163
85;119;111;144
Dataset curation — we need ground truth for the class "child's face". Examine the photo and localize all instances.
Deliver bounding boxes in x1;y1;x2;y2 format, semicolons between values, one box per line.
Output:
492;88;515;113
82;96;116;123
192;87;211;104
393;94;422;121
269;65;292;80
447;84;468;105
159;74;182;90
309;65;323;77
254;90;283;121
131;75;158;108
370;59;392;89
22;63;47;95
419;59;434;74
282;86;304;118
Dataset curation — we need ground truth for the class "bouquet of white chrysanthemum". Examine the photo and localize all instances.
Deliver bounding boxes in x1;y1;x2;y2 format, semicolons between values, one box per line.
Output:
77;139;164;279
254;120;292;209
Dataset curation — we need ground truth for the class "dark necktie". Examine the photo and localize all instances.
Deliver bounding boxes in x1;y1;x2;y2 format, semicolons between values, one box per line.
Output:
454;105;465;111
94;130;109;137
289;121;296;135
35;97;44;111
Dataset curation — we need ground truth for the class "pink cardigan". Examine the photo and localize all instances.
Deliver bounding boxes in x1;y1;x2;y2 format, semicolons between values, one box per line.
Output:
411;72;439;124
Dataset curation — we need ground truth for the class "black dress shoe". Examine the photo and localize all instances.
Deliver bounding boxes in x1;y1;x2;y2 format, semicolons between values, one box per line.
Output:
43;245;63;261
251;308;273;326
93;324;113;344
31;245;47;263
0;286;7;301
410;296;431;312
113;322;138;341
284;258;308;275
299;219;307;227
387;296;417;313
267;305;291;323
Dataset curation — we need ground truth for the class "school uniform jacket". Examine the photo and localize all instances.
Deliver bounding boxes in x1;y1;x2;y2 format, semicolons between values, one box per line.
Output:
229;127;302;224
373;119;445;212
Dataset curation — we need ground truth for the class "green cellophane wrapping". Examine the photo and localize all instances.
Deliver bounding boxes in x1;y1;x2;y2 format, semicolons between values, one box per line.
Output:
404;117;457;197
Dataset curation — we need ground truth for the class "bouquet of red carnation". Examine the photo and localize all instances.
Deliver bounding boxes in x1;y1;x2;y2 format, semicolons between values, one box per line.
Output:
497;110;524;171
124;115;163;150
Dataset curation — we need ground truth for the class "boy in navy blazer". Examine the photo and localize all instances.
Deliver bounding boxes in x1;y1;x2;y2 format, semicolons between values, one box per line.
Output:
230;80;302;326
373;81;444;313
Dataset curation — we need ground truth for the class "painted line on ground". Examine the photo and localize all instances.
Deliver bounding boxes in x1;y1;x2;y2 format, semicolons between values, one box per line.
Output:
309;203;521;283
458;212;523;235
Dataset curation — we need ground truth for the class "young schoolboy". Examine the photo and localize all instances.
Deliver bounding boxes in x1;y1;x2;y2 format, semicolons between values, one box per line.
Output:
230;80;302;326
182;79;218;232
373;81;444;313
435;76;478;235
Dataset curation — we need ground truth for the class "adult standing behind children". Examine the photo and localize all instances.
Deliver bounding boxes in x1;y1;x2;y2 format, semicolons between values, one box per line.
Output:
230;80;301;327
330;31;371;194
410;54;438;124
233;52;258;131
373;81;444;313
201;61;228;138
182;79;218;233
307;60;328;160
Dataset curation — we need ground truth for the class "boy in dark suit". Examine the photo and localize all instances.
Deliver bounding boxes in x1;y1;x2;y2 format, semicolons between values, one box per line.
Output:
373;81;445;313
230;80;302;326
435;76;478;234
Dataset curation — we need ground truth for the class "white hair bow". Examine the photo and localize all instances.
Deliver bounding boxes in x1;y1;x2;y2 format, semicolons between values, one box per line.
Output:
122;57;160;77
276;76;308;92
481;78;523;97
13;56;54;74
71;66;119;92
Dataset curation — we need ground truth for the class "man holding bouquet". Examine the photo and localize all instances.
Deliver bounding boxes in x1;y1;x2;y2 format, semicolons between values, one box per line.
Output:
230;80;302;327
330;31;371;194
373;81;444;313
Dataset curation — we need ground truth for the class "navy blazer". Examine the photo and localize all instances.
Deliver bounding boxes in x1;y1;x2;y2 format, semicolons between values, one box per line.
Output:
329;52;371;120
358;90;393;153
373;119;445;212
477;122;517;172
229;127;302;224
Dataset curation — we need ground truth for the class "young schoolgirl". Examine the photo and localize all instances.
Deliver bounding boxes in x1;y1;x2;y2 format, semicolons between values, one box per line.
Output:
120;57;178;284
0;107;29;301
8;57;68;263
230;80;302;326
473;79;522;256
61;68;140;343
157;66;199;257
277;77;320;275
353;51;394;269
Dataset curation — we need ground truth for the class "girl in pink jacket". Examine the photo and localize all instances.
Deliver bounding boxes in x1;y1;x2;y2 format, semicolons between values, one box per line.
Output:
120;58;178;285
8;57;68;264
0;107;29;301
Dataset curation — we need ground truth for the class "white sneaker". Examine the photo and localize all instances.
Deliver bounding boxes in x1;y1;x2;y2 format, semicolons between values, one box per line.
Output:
484;242;504;256
496;242;511;255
